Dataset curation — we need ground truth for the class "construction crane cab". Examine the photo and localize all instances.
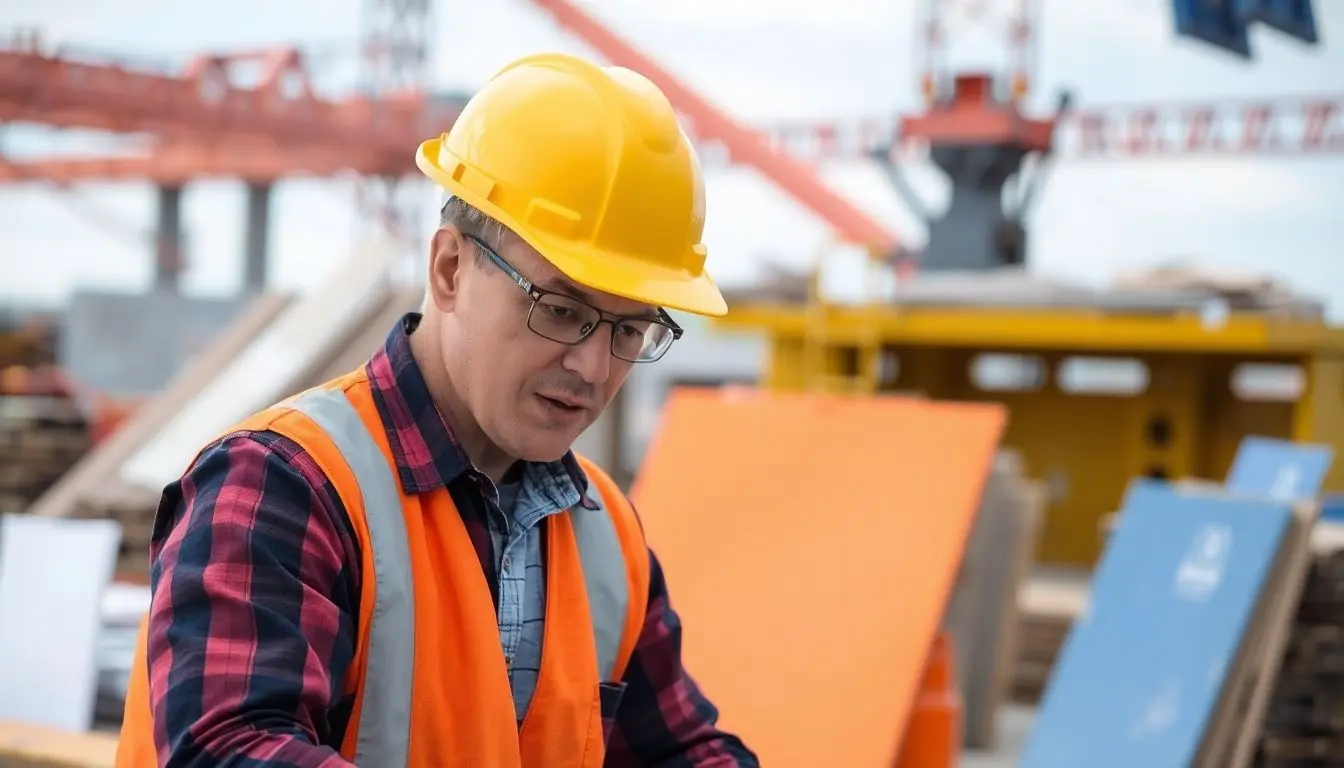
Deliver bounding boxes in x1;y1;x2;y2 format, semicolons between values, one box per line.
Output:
717;275;1344;567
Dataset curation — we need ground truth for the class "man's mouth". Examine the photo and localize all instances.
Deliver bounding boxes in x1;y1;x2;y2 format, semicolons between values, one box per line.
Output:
537;393;586;413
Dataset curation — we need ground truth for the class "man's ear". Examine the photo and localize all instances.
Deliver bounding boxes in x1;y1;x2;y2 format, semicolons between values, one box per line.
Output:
427;226;466;313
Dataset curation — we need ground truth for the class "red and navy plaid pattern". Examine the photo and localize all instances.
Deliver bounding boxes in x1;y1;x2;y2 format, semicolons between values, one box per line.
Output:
144;312;758;766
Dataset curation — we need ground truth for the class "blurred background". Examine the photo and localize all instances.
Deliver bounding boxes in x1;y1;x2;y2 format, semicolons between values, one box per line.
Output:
0;0;1340;765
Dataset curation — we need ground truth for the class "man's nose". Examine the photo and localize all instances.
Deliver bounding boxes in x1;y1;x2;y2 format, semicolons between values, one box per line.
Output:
562;323;613;385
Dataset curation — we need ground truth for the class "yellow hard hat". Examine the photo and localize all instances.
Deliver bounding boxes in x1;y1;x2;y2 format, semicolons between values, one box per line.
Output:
416;52;726;317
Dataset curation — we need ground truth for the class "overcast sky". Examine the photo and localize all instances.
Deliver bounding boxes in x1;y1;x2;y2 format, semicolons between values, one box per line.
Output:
1;0;1341;316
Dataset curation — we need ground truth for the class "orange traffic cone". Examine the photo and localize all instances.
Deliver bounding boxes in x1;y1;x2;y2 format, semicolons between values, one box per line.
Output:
894;631;961;768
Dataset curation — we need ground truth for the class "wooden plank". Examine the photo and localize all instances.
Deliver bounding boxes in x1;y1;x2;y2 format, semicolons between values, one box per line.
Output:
307;290;423;383
36;289;421;580
0;722;116;768
121;244;399;492
26;291;292;520
629;387;1006;767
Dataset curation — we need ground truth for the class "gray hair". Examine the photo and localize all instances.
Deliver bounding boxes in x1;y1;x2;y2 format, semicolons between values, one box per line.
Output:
424;196;508;310
440;196;508;269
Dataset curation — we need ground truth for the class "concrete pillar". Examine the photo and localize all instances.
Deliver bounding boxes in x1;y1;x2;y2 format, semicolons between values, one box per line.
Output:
154;185;185;290
243;182;273;291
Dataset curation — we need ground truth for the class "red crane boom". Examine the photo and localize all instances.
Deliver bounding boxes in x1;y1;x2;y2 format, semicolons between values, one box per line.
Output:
760;95;1344;161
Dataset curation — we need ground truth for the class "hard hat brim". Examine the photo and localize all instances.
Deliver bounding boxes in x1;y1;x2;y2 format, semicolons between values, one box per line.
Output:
528;233;728;318
417;138;728;318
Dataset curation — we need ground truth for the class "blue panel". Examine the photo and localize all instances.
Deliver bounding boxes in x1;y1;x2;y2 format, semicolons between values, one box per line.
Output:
1021;480;1295;768
1235;0;1320;44
1172;0;1253;58
1322;494;1344;523
1225;436;1334;501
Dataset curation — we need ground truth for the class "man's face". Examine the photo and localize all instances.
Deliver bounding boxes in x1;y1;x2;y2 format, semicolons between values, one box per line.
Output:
431;228;650;464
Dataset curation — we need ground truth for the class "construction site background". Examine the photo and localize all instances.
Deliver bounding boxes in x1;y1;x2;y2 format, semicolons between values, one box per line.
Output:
1;1;1342;766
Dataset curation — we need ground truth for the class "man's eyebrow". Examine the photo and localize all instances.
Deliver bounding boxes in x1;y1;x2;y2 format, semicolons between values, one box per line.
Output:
537;275;595;302
537;275;661;320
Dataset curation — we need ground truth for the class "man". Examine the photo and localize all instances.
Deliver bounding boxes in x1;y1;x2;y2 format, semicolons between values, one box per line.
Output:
115;52;758;767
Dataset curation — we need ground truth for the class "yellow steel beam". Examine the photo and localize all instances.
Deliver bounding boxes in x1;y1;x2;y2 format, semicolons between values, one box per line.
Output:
716;303;1344;355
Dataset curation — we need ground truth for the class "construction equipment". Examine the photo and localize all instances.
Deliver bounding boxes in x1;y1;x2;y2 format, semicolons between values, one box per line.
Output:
713;0;1341;566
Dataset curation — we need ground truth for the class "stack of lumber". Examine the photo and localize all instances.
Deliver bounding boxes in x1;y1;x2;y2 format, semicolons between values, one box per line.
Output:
0;395;90;514
1011;572;1086;705
67;486;161;580
1112;265;1326;318
1255;527;1344;766
23;293;295;579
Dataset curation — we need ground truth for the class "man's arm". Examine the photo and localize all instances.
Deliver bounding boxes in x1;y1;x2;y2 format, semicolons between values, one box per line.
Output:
146;432;363;767
606;547;759;767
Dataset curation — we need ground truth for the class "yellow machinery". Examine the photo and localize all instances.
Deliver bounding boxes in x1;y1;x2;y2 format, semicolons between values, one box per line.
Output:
715;272;1344;566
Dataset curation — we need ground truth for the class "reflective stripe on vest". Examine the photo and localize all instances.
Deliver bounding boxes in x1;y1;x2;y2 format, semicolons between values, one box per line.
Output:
287;389;415;767
286;387;632;767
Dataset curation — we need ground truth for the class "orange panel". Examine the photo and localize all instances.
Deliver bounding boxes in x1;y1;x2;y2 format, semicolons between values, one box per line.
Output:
630;387;1006;767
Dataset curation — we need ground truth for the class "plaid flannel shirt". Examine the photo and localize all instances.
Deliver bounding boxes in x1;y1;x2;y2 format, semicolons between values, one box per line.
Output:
144;312;758;767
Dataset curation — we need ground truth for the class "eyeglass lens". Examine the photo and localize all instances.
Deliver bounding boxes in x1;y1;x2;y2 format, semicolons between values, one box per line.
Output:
529;294;674;362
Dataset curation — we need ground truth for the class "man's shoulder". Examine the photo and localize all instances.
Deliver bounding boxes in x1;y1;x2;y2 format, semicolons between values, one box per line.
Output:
186;378;374;482
151;426;363;610
182;428;346;517
189;428;311;475
167;427;359;546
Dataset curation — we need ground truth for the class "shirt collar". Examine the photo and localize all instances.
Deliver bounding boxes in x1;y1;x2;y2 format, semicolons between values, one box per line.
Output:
364;312;593;503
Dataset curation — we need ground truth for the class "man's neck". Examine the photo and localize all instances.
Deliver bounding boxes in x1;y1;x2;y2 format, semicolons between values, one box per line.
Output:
407;320;518;483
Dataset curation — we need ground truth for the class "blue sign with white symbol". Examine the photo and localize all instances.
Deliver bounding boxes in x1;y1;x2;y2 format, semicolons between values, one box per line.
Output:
1225;436;1334;502
1021;479;1296;767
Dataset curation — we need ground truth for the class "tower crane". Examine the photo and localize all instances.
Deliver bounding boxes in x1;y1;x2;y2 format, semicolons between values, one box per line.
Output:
836;0;1336;272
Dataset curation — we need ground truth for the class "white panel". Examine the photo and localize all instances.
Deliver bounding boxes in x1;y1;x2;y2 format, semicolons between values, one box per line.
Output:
121;244;398;492
0;514;122;732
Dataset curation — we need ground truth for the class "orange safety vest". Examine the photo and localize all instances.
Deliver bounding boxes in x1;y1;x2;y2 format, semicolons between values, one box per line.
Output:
115;369;651;767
